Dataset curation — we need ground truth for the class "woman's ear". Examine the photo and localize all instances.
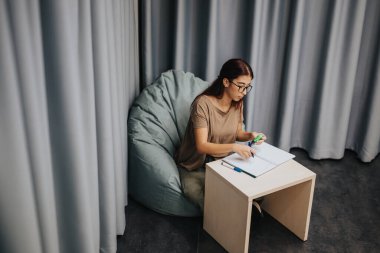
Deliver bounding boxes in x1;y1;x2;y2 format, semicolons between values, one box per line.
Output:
223;78;229;87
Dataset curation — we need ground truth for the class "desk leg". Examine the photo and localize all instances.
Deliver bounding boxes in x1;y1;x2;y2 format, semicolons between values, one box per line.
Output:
203;169;252;253
262;178;316;241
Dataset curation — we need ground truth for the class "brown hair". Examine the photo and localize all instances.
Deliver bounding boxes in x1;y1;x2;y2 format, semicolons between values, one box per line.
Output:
194;58;254;108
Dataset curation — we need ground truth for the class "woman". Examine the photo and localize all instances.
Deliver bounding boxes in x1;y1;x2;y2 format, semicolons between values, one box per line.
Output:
175;58;266;211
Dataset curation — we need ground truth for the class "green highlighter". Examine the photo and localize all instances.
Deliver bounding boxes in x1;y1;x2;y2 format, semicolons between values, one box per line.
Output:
249;134;264;147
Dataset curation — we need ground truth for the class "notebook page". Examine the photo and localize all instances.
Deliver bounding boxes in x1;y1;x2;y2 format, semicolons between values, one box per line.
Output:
223;153;273;177
253;142;295;165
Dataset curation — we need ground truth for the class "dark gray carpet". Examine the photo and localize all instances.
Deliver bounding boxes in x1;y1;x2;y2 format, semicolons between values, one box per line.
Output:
117;148;380;253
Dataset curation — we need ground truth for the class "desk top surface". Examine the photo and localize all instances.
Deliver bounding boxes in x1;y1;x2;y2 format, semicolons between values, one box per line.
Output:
206;159;316;199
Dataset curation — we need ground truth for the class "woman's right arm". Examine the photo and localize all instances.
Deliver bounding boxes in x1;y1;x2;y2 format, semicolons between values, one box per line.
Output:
194;128;255;159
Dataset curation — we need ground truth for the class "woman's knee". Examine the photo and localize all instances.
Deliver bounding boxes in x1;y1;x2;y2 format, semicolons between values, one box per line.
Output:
182;177;203;197
181;177;203;203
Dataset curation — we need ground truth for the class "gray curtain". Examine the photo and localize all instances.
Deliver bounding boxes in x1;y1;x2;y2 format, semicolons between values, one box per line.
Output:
0;0;139;252
140;0;380;162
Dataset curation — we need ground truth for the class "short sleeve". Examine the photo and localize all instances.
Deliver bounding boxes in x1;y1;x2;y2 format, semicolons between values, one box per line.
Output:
191;97;209;128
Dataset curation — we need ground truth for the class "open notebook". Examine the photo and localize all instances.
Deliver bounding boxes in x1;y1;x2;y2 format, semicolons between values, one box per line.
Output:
222;142;295;178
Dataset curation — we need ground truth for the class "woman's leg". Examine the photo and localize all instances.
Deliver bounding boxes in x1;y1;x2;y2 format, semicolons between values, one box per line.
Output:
179;167;205;211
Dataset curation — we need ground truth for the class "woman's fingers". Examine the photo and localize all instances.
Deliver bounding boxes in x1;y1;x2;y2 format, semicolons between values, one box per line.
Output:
242;152;251;159
237;145;256;159
254;132;267;145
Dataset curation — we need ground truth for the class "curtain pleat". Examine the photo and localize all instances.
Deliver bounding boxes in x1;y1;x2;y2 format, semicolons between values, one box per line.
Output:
140;0;380;162
0;0;139;252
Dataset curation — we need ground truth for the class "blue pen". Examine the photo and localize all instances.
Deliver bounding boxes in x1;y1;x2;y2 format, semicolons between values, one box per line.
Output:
221;161;242;172
221;160;256;178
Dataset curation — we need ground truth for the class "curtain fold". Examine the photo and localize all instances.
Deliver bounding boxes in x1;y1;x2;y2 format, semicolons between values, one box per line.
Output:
140;0;380;162
0;0;139;252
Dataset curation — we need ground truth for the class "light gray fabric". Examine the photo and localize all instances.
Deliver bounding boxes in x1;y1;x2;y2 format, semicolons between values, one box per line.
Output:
140;0;380;162
0;1;139;253
128;70;209;216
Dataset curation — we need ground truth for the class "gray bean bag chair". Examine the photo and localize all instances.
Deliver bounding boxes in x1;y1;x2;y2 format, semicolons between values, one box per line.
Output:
128;70;209;216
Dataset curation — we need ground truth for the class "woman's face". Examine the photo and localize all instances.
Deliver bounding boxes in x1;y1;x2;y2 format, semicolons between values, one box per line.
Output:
224;75;253;101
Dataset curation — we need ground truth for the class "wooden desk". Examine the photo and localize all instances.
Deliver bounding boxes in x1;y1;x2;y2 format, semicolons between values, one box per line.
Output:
203;159;316;253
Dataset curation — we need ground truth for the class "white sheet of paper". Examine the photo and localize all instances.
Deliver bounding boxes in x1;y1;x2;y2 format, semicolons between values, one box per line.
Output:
253;142;295;165
223;153;273;176
222;142;295;177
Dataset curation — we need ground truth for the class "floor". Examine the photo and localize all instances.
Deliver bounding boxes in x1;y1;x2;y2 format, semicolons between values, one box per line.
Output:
117;148;380;253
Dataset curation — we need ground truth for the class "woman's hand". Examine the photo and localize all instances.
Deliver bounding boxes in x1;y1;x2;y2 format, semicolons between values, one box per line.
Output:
232;144;256;159
249;132;267;145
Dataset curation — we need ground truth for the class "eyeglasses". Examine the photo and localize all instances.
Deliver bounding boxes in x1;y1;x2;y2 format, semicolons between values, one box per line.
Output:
229;80;253;93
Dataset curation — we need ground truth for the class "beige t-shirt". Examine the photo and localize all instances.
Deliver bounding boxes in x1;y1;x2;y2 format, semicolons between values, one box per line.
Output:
176;95;243;171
